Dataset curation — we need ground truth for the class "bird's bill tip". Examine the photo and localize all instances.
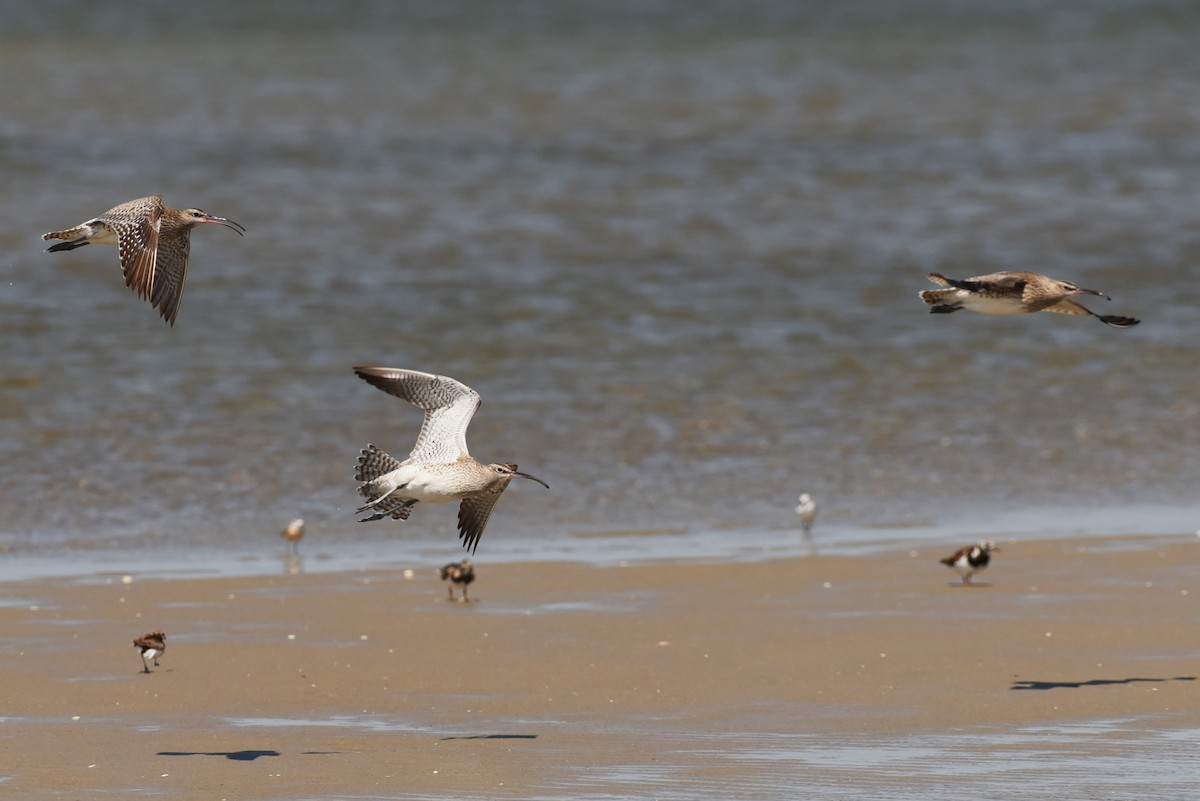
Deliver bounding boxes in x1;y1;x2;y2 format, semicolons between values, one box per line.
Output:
1074;287;1110;300
205;216;246;234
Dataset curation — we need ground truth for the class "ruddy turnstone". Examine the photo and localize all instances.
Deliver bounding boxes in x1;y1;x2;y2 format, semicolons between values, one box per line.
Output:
439;558;475;602
133;630;166;673
939;540;999;585
918;271;1139;328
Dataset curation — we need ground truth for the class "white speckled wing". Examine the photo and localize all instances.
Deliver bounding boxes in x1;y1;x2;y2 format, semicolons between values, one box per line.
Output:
105;196;164;304
354;367;482;463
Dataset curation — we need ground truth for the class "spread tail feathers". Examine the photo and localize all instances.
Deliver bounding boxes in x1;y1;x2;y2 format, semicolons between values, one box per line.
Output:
356;443;403;483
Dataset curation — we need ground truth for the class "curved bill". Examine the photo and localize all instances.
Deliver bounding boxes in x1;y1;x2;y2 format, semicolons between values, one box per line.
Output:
1073;286;1111;301
202;215;246;235
512;470;550;489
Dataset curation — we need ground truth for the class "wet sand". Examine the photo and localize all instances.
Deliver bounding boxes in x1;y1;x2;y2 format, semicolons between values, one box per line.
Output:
1;533;1197;799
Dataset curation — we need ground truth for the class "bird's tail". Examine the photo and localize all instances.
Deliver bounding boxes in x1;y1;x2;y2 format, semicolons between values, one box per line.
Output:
43;227;91;252
938;556;957;566
356;443;403;484
918;289;962;313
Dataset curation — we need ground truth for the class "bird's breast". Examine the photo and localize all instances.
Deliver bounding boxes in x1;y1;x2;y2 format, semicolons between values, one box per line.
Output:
373;464;476;503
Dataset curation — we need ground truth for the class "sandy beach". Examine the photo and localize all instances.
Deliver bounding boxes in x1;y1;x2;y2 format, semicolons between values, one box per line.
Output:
1;533;1196;800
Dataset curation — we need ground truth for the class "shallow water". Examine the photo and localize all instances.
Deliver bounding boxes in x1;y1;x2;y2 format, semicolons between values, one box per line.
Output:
1;1;1198;564
216;712;1200;801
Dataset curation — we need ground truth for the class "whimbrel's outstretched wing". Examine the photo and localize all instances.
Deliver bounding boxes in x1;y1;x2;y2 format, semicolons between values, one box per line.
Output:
930;271;1030;296
353;367;482;463
1042;299;1140;328
150;229;191;326
457;486;505;554
105;196;165;306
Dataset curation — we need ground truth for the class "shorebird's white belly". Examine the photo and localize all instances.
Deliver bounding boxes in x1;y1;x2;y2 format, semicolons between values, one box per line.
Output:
957;293;1027;315
373;464;466;504
85;223;121;246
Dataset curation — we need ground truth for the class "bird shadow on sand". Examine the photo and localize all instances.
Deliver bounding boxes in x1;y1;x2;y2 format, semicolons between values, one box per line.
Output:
158;750;281;761
439;734;538;741
1011;676;1196;691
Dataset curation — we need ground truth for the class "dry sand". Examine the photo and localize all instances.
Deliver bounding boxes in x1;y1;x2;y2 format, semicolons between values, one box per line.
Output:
1;533;1197;799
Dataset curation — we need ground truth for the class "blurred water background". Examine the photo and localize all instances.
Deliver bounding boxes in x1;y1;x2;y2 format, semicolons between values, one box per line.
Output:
1;0;1198;570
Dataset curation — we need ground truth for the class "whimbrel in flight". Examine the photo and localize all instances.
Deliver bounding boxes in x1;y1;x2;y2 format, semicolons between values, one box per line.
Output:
918;271;1139;328
43;195;244;326
439;558;476;602
795;493;817;541
280;518;305;554
353;366;549;553
939;541;999;586
133;630;166;673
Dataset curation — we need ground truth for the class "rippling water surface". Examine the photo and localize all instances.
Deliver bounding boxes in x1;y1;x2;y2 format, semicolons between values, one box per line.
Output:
1;1;1198;560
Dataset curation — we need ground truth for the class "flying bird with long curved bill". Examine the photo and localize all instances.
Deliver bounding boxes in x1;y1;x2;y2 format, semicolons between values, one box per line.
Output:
352;366;549;554
43;195;244;326
918;271;1139;328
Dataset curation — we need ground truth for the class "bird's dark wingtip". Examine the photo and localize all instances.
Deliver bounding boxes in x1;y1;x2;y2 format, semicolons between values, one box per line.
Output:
1099;315;1140;328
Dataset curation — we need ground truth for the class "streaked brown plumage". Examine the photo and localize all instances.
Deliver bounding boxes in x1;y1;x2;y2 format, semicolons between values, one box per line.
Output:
133;630;166;673
918;271;1139;328
43;195;244;326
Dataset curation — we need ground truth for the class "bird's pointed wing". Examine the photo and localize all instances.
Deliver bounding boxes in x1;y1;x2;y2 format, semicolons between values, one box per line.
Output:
1041;298;1094;317
940;546;970;566
944;271;1027;294
457;487;505;554
353;367;481;462
1042;299;1140;328
150;234;190;326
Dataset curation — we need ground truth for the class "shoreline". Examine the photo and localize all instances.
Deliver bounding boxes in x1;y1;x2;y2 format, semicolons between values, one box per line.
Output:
0;500;1196;583
1;532;1197;799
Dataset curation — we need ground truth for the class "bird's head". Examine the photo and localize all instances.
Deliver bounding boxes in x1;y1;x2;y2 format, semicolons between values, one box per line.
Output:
1058;280;1109;301
487;463;550;489
181;208;246;235
977;540;999;552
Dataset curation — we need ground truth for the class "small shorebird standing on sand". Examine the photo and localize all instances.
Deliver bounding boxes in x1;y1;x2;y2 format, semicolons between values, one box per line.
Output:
280;518;305;554
795;493;817;541
918;271;1139;328
353;366;549;554
133;631;166;673
43;195;245;326
439;558;476;602
939;541;999;585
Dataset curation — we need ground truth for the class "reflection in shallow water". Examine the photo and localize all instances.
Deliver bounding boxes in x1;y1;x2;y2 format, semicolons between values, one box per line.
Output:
562;719;1200;801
